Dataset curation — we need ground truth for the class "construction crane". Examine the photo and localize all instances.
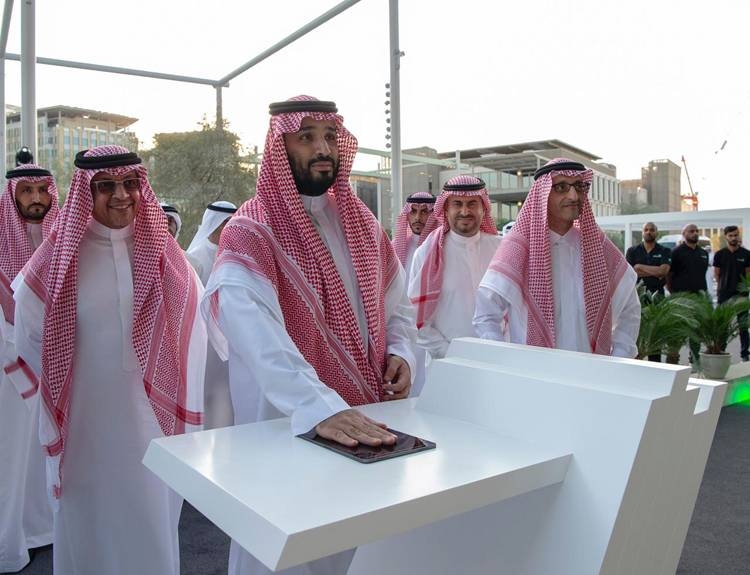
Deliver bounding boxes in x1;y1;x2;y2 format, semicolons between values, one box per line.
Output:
680;155;699;210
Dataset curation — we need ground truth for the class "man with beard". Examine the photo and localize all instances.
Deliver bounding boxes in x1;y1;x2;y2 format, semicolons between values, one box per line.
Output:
474;158;640;357
391;192;435;395
392;192;435;277
626;222;671;361
627;222;671;296
409;176;500;361
713;225;750;361
0;164;58;573
668;223;709;367
12;146;205;575
202;96;416;575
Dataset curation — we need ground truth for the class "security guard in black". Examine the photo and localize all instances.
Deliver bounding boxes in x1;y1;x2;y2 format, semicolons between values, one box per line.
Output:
669;242;708;293
626;242;672;294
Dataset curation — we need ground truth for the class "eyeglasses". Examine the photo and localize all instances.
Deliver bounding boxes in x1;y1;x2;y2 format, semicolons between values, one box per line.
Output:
91;178;142;194
551;181;591;194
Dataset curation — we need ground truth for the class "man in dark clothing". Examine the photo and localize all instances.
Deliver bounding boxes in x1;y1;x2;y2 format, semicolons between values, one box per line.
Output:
668;223;709;368
668;224;709;294
713;225;750;361
627;222;671;361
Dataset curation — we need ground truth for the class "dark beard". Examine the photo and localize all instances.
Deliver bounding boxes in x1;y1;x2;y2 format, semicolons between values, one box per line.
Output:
289;155;339;197
16;201;50;222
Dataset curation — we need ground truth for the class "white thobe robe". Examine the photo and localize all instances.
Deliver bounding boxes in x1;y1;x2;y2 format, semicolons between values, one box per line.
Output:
13;219;207;575
0;223;52;573
474;227;640;358
403;234;419;280
202;193;416;575
402;234;429;396
408;231;501;361
187;240;233;429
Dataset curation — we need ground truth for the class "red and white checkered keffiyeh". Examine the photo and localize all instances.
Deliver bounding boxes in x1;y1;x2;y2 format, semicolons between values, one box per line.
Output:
210;96;399;406
391;192;435;267
411;175;496;328
19;145;201;498
0;165;59;325
487;158;629;353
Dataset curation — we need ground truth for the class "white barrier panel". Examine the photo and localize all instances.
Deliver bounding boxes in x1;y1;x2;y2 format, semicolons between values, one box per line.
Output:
144;339;725;574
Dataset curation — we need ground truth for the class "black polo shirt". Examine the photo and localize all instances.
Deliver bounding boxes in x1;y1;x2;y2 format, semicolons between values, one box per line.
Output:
670;243;709;293
626;242;672;294
713;246;750;302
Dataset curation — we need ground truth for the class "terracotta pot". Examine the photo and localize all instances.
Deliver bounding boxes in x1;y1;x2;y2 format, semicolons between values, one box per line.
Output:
699;352;732;380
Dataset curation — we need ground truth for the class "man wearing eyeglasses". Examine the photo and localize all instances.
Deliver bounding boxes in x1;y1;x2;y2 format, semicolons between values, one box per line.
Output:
474;158;640;357
0;163;58;572
11;146;206;575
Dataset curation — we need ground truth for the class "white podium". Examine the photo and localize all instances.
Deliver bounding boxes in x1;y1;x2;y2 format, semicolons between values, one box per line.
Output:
143;339;726;574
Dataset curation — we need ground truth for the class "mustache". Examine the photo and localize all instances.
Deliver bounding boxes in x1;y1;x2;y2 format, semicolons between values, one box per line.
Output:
309;156;336;168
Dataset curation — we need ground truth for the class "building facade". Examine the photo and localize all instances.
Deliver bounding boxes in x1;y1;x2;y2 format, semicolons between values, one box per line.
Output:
641;159;682;213
436;139;622;220
5;105;139;185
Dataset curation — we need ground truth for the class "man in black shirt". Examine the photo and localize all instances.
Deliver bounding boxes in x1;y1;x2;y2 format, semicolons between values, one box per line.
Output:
713;225;750;361
627;222;671;295
668;224;709;294
627;222;671;361
668;224;709;368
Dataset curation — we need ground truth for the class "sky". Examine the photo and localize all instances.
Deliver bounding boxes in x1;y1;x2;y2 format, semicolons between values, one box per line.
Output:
2;0;749;211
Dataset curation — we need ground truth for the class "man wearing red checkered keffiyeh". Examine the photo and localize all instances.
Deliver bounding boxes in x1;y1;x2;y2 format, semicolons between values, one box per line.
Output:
408;175;500;361
202;96;416;575
474;158;640;357
12;146;206;575
391;191;435;276
0;164;57;572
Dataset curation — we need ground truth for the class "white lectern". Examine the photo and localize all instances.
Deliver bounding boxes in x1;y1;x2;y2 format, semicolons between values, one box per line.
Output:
143;339;725;574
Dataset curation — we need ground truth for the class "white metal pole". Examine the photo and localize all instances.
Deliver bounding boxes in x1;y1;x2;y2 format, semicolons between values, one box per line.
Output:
20;0;35;157
1;0;14;177
388;0;402;232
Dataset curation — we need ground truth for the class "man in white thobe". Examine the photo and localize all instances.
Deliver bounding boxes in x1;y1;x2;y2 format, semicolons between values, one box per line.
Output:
474;158;640;357
186;200;237;428
202;96;416;575
409;175;500;362
0;164;58;573
161;202;182;239
390;192;435;395
12;146;206;575
391;192;435;279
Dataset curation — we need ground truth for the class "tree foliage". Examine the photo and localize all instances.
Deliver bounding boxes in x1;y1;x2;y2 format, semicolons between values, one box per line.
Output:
142;120;257;248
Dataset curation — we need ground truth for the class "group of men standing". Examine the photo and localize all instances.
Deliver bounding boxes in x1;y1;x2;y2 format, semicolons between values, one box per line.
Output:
627;221;749;363
0;93;741;575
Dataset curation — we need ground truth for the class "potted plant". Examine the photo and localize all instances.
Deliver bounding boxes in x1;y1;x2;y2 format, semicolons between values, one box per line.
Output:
636;286;699;361
686;291;750;379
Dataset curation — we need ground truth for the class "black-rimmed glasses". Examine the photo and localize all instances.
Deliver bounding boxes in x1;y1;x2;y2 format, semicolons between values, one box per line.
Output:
551;181;590;194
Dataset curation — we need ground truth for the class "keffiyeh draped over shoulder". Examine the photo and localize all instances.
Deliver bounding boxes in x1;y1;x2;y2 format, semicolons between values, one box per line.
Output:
411;175;496;328
485;157;632;353
207;96;400;406
17;145;202;499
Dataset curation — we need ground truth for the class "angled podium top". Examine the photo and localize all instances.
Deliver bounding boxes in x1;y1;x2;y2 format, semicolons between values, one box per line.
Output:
143;398;571;571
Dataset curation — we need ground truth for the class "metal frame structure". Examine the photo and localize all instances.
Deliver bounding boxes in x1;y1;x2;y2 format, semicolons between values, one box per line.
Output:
0;0;406;226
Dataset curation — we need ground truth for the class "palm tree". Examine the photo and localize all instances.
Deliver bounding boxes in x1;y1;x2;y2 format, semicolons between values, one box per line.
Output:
636;286;699;361
684;291;750;355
